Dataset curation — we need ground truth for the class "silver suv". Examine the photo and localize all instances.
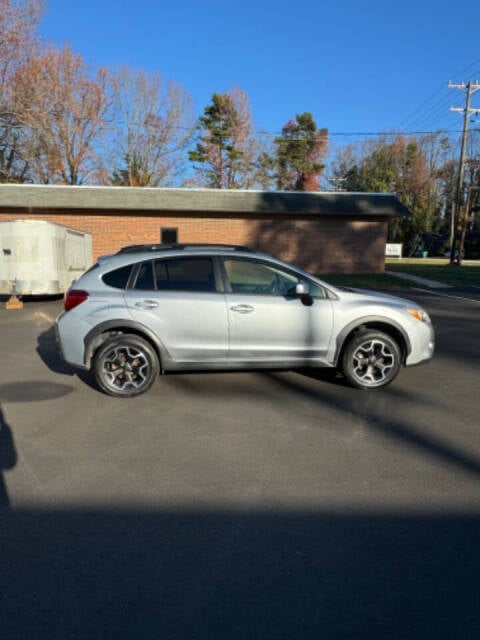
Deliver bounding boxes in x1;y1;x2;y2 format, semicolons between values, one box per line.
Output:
56;244;434;397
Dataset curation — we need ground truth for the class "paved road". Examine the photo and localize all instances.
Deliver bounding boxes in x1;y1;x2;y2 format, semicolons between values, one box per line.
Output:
0;289;479;638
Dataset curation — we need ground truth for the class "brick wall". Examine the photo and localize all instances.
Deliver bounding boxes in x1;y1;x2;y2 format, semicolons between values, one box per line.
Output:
0;211;387;273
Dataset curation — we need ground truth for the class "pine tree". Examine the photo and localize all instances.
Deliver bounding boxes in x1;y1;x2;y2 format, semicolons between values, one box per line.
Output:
273;113;328;190
189;92;246;188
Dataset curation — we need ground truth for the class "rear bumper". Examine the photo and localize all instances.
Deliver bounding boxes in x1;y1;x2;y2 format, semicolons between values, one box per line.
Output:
55;312;90;370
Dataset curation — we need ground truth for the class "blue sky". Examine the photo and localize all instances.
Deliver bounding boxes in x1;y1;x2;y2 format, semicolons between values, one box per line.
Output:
38;0;480;146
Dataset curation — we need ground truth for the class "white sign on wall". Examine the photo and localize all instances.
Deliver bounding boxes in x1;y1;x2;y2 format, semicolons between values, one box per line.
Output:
385;243;402;258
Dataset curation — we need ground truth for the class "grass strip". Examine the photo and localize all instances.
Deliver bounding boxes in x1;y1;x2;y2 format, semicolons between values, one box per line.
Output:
386;259;480;286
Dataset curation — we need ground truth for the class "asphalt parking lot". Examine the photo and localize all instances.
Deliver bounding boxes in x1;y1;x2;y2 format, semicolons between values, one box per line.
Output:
1;287;479;639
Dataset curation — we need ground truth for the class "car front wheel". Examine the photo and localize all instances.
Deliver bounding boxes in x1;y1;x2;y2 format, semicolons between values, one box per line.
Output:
93;335;159;397
341;330;402;390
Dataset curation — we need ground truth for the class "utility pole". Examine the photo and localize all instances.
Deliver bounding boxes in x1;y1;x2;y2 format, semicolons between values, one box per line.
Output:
448;81;480;264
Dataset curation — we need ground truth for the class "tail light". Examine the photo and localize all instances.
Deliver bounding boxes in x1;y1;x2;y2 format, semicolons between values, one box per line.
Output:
64;289;89;311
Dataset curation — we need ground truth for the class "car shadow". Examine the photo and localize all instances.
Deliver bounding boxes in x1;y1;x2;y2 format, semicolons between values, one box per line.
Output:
36;327;94;389
36;327;75;376
36;323;357;394
294;366;350;387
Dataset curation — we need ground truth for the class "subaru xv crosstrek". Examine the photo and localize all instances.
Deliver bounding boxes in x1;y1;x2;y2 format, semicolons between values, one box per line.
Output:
55;244;434;397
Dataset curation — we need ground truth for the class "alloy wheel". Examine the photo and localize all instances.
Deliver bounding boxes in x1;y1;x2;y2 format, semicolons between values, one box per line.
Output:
100;345;150;392
351;339;395;386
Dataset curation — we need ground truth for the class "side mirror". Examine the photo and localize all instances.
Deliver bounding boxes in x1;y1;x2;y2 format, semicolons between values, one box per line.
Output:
295;282;313;306
295;283;309;296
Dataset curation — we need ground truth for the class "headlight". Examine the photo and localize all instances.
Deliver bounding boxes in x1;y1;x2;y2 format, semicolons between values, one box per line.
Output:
407;307;430;323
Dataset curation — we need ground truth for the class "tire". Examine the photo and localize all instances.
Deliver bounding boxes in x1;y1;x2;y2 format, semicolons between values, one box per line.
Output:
341;330;402;390
93;335;159;397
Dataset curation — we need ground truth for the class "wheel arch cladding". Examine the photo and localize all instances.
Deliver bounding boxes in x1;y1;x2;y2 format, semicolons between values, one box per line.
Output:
334;317;411;366
83;320;165;370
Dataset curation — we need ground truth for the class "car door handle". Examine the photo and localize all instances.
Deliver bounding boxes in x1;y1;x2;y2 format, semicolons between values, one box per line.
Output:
134;300;159;309
230;304;254;314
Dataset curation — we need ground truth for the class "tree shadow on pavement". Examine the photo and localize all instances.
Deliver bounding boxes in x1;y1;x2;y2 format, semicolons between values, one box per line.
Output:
0;408;17;508
0;381;74;404
0;382;74;508
269;370;480;480
0;506;479;639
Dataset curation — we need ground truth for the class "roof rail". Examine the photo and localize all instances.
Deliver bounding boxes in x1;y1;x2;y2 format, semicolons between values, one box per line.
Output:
117;243;254;254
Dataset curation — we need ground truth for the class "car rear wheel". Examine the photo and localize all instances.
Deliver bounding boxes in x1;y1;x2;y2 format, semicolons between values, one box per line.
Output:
93;335;159;397
341;330;401;390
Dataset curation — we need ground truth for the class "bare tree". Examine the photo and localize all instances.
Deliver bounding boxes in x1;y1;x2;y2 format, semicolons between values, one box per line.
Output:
108;66;194;186
0;0;42;94
14;44;111;184
0;0;43;182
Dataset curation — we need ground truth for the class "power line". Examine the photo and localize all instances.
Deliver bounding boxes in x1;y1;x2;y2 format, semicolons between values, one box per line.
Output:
0;113;471;141
397;55;480;130
406;92;454;131
397;86;448;130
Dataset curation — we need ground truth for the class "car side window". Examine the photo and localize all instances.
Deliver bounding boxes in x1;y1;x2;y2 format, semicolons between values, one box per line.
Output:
307;282;326;299
153;257;216;292
134;261;155;290
224;259;299;296
102;264;133;289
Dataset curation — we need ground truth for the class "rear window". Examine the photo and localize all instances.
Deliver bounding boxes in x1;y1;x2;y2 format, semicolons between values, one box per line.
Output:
102;265;133;289
131;257;215;292
155;258;215;292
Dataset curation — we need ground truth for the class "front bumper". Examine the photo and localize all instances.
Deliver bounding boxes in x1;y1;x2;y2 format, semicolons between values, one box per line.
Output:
405;321;435;366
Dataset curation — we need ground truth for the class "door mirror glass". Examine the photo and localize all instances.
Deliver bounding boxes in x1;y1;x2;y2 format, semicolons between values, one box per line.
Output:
295;282;309;296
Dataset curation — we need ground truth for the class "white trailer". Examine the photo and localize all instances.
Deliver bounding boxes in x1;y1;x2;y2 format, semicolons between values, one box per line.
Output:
0;219;93;295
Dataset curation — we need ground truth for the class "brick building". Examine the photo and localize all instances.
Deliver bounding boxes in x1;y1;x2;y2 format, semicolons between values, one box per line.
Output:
0;185;410;273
